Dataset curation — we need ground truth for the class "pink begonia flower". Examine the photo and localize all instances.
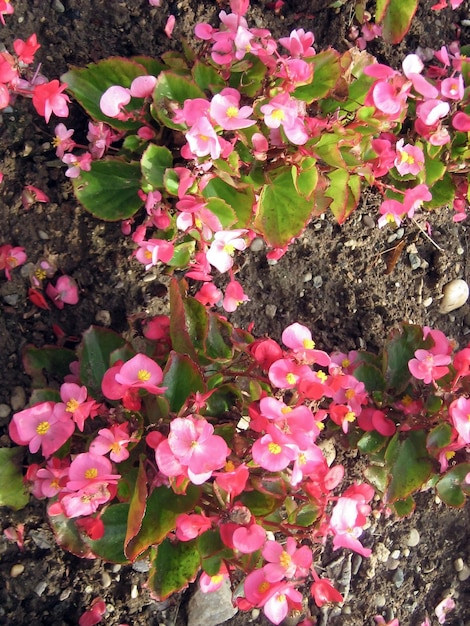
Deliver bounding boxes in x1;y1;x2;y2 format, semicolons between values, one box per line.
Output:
290;442;326;486
175;512;213;541
209;87;255;130
435;597;455;624
408;349;451;384
195;282;223;307
13;34;40;65
403;184;432;217
277;58;313;86
79;598;107;626
148;0;161;6
441;74;464;100
370;137;397;177
230;0;250;15
452;111;470;131
251;432;298;471
262;537;312;582
87;122;119;159
164;15;176;38
134;238;174;270
214;462;249;498
330;483;374;556
279;28;315;58
364;66;411;118
268;358;312;389
89;424;136;462
311;577;343;607
185;116;221;159
62;152;92;178
232;522;266;553
394;139;424;176
129;75;157;98
377;198;405;228
199;563;229;593
263;583;302;625
60;382;96;431
402;54;438;99
21;185;50;210
32;80;70;123
0;244;27;279
9;401;75;458
357;407;396;437
111;353;165;395
0;84;9;108
375;618;399;626
66;452;120;492
46;275;79;309
416;99;450;126
0;0;14;25
282;322;330;366
34;457;70;498
448;396;470;444
60;481;114;518
206;229;248;273
173;98;210;126
223;280;250;312
99;85;131;117
53;123;76;159
260;93;308;145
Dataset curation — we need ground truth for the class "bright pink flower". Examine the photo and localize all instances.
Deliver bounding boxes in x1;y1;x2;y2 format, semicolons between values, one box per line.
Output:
311;577;343;607
67;452;120;492
252;432;298;471
408;349;451;384
282;322;330;366
89;424;136;462
279;28;315;58
441;74;464;100
377;198;405;228
449;396;470;444
164;15;176;38
402;54;438;99
53;123;75;158
330;487;373;557
370;137;396;177
32;80;70;123
403;184;432;217
173;98;210;126
268;358;312;389
143;314;170;341
263;583;303;625
129;75;157;98
232;522;266;553
46;275;79;309
452;111;470;131
148;0;161;5
261;93;308;144
0;244;27;279
416;99;450;126
13;34;40;65
199;563;230;593
290;442;326;486
195;282;223;306
110;353;165;396
79;598;107;626
175;512;213;541
9;401;75;458
99;85;131;117
60;481;114;518
357;408;396;437
223;280;250;312
262;537;312;582
35;457;70;497
365;69;411;118
21;185;50;210
394;139;424;176
87;122;119;159
0;83;9;108
185;116;221;159
135;238;174;270
209;87;255;130
206;229;248;273
249;338;283;371
60;382;96;431
0;0;14;25
214;462;249;498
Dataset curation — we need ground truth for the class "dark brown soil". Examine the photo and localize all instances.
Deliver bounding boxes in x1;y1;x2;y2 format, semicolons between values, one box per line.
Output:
1;1;470;625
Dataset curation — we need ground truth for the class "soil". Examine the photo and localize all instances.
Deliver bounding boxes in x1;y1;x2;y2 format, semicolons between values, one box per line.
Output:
1;1;470;625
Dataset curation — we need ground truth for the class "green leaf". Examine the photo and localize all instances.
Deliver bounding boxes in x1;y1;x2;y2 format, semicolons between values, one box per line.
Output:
364;465;388;494
288;502;320;527
375;0;390;22
384;324;426;392
152;71;206;129
163;352;206;413
141;145;173;188
148;537;201;600
385;431;433;502
255;166;316;247
124;456;148;559
193;61;225;93
293;49;341;103
62;58;149;130
427;422;453;454
73;159;143;221
239;490;278;516
88;503;130;563
205;198;237;229
392;495;416;517
354;362;386;394
381;0;419;44
325;170;361;224
202;177;255;229
198;530;233;576
357;430;388;454
424;148;446;187
205;314;234;361
22;345;76;388
0;448;29;510
49;512;93;558
78;326;130;398
436;464;470;507
126;485;200;560
424;173;455;209
169;280;198;360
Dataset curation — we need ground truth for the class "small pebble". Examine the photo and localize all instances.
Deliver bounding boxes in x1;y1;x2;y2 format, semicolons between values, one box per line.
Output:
101;572;112;588
250;238;264;252
38;230;49;240
406;529;420;547
458;564;470;582
52;0;65;11
3;294;20;306
362;215;375;229
95;310;111;326
10;386;26;411
131;584;139;599
265;304;277;319
391;549;401;559
29;529;53;550
34;581;47;597
111;564;121;573
423;297;433;308
132;560;150;573
392;568;405;588
0;404;11;418
375;594;386;608
60;589;72;601
303;271;312;283
313;275;323;288
409;253;421;270
395;227;404;239
386;557;400;571
10;564;25;578
454;558;464;572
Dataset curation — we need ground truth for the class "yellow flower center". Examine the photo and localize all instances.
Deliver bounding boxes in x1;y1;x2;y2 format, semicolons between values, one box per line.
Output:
316;421;325;431
268;442;282;455
271;109;285;121
342;358;350;368
281;406;292;414
345;389;355;400
223;243;235;255
111;442;121;454
199;134;209;142
137;369;151;382
36;421;50;435
286;373;297;385
226;106;239;118
345;411;356;423
316;371;327;383
276;593;286;603
85;468;98;479
303;338;315;349
400;151;415;165
258;581;270;593
279;551;291;568
211;574;224;585
225;460;235;472
35;268;47;280
298;453;307;466
66;398;80;413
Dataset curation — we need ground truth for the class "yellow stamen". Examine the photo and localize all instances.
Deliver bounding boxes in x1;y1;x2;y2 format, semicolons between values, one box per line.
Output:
137;369;151;382
66;398;79;413
226;106;239;118
36;421;50;435
268;442;282;455
85;468;98;479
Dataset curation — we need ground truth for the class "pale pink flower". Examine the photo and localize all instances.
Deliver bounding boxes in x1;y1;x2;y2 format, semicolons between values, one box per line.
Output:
268;358;312;389
185;116;221;160
209;87;255;130
67;452;120;492
53;123;75;158
416;99;450;126
394;139;424;176
448;396;470;444
89;424;136;462
402;53;438;99
99;85;131;117
199;564;229;593
262;537;312;582
403;184;432;217
113;353;165;394
329;484;374;557
35;457;70;498
175;512;212;541
251;432;298;471
87;122;119;159
130;75;157;98
263;583;302;625
282;322;330;366
173;98;210;126
222;280;249;312
135;238;174;270
278;28;315;58
60;382;96;431
409;349;451;384
164;15;176;38
206;229;248;273
441;74;464;100
377;198;405;228
435;597;455;624
62;152;92;178
46;275;79;309
60;482;113;518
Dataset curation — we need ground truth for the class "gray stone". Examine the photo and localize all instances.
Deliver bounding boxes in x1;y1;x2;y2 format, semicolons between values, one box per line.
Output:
188;580;237;626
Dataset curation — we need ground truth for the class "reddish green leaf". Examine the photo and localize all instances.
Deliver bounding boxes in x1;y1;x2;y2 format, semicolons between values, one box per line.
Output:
427;423;453;454
163;352;206;413
148;537;200;600
385;431;433;502
384;324;426;392
22;345;76;388
202;177;255;229
124;456;148;560
141;144;173;189
50;512;93;558
325;170;361;224
381;0;419;44
152;71;206;129
293;49;341;103
87;503;130;563
436;464;470;507
392;495;416;517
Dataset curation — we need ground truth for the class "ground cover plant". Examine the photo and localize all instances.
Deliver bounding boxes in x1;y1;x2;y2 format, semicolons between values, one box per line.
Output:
1;1;470;625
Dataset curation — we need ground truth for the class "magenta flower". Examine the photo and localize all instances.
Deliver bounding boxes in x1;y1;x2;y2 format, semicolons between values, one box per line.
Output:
232;522;266;553
222;280;250;312
105;353;165;398
32;80;70;123
311;577;343;607
377;198;405;228
252;432;298;471
62;152;92;178
209;87;255;130
440;74;464;100
60;482;114;518
0;244;27;279
9;401;75;458
35;457;70;498
282;322;330;366
268;358;312;389
13;34;41;65
60;382;96;431
403;184;432;217
416;99;450;126
135;238;174;270
452;111;470;131
175;512;213;541
408;349;451;384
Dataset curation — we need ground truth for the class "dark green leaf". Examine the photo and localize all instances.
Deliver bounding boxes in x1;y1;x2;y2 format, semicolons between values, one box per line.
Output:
148;537;200;600
0;448;29;510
